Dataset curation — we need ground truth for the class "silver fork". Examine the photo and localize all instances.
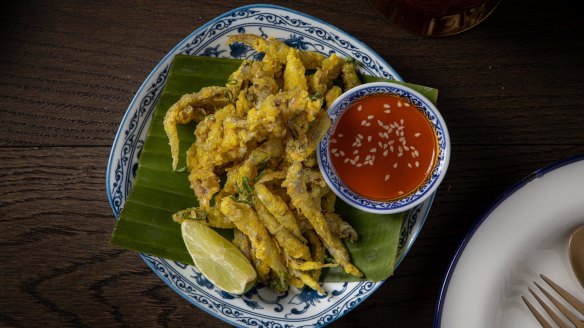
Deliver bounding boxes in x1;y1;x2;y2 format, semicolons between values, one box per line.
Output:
522;274;584;328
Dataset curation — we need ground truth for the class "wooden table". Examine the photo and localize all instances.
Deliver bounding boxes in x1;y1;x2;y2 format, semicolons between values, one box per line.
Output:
2;0;583;327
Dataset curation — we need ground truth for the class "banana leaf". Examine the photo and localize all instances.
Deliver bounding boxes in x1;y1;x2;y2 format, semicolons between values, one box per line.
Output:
111;55;438;282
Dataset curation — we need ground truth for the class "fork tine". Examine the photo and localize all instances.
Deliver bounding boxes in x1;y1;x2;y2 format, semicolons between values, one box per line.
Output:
528;287;571;328
535;281;582;327
522;295;554;328
541;274;584;313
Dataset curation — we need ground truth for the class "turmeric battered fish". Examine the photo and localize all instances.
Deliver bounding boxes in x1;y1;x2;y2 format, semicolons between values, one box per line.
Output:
163;86;232;170
220;197;288;288
283;161;362;277
165;33;366;293
228;34;326;69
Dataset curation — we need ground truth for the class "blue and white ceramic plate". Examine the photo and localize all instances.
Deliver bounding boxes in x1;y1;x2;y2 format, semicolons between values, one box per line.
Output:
318;82;450;214
435;155;584;328
106;4;435;327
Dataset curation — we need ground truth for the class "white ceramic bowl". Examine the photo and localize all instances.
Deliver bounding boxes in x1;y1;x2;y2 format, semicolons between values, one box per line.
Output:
317;82;450;214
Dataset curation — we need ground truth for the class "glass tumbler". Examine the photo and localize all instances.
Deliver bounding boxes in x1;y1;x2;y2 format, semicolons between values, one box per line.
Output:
368;0;501;36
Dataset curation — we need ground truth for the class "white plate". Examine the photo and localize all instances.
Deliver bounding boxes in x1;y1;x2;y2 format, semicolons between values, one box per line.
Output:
436;155;584;328
106;4;436;327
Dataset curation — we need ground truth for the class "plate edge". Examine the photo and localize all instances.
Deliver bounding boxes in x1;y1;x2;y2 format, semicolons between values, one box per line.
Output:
433;153;584;328
104;3;417;327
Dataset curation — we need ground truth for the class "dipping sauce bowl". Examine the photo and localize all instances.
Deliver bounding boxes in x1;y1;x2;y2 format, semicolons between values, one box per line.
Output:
317;82;450;214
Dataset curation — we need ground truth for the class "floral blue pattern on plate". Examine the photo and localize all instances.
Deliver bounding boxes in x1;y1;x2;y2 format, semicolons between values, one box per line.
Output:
106;4;435;327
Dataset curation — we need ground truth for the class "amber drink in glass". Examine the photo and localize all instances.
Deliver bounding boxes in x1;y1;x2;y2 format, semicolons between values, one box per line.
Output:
369;0;501;36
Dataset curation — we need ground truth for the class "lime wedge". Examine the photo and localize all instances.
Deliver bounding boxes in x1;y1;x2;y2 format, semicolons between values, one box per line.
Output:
181;220;257;294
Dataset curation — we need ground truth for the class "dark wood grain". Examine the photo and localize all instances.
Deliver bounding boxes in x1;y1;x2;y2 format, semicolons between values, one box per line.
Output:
1;0;583;327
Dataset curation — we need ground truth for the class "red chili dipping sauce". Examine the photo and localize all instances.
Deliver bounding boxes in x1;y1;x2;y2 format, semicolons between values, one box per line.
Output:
330;95;437;201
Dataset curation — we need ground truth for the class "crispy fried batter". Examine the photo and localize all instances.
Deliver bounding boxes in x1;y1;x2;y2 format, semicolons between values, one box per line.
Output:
341;61;361;91
220;198;288;280
283;161;362;277
255;201;311;260
309;53;344;96
164;86;231;170
167;34;364;292
228;34;325;69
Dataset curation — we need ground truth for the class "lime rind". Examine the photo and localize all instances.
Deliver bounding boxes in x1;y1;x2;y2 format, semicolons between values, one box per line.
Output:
181;220;257;294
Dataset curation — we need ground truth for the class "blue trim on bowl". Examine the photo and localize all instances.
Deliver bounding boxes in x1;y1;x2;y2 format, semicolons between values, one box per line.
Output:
433;153;584;328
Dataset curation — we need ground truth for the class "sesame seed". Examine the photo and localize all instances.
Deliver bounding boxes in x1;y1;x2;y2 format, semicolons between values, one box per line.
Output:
339;151;345;156
385;174;390;181
398;153;403;157
382;143;388;149
367;115;374;119
383;132;389;138
404;102;410;107
361;120;367;126
357;105;362;111
344;158;349;163
411;152;416;158
408;163;412;168
331;138;337;143
357;134;364;139
400;119;404;125
378;141;383;147
350;159;356;165
399;137;405;142
398;191;404;195
404;145;409;151
332;148;338;153
415;161;419;168
398;126;404;131
365;122;371;126
365;155;371;160
354;155;360;161
384;109;391;114
397;101;403;107
383;149;389;157
414;133;421;138
338;133;344;138
353;150;359;155
377;120;384;127
390;146;394;152
371;155;376;161
388;140;395;145
333;153;339;157
383;104;390;108
370;148;377;153
367;135;372;142
398;146;403;152
393;162;398;168
356;163;362;167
